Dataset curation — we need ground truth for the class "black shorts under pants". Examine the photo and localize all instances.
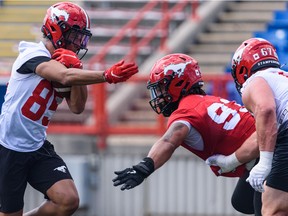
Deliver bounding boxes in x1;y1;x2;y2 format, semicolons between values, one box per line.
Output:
266;120;288;192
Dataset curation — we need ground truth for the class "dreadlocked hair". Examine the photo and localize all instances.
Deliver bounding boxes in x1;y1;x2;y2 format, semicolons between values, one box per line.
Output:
186;82;206;96
189;87;206;96
168;82;205;116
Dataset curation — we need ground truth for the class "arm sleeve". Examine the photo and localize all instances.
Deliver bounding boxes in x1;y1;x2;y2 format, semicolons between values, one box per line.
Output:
17;56;51;74
173;120;191;131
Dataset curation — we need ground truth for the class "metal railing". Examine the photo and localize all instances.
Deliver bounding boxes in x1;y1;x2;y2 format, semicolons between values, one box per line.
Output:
87;1;199;69
47;74;234;149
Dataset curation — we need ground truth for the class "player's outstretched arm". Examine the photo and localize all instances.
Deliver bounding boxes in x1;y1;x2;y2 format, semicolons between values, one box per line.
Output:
103;60;138;84
36;49;138;86
113;121;189;191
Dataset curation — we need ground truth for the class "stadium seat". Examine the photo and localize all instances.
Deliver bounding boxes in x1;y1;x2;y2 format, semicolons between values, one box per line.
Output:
267;9;288;31
267;20;288;31
273;10;288;20
253;30;288;52
253;7;288;72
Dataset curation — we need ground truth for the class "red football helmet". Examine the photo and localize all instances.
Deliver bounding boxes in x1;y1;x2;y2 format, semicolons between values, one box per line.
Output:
231;37;280;93
147;53;204;117
42;2;92;59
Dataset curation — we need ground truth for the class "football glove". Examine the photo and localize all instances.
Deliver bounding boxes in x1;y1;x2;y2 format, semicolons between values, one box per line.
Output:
112;157;154;191
103;60;138;84
52;48;83;69
205;153;242;175
246;151;273;192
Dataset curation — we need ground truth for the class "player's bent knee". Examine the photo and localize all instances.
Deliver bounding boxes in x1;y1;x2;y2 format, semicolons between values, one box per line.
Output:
48;187;80;214
60;192;79;214
47;179;80;214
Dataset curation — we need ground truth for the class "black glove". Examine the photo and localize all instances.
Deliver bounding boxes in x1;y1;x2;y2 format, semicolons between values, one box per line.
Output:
112;157;155;191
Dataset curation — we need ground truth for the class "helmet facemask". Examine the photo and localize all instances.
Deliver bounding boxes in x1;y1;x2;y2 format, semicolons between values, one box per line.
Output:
61;23;92;59
147;76;179;117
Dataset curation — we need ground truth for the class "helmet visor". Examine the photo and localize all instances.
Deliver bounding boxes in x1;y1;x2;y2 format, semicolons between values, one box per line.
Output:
63;26;92;59
64;28;91;48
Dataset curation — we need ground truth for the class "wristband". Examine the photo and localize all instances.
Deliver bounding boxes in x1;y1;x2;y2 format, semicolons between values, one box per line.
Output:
133;157;155;177
259;151;273;167
226;152;242;168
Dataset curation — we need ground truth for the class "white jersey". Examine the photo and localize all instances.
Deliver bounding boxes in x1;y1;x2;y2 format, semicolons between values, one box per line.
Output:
0;41;63;152
242;67;288;126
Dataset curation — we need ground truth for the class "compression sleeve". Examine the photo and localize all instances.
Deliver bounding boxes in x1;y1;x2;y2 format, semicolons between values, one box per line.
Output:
17;56;51;74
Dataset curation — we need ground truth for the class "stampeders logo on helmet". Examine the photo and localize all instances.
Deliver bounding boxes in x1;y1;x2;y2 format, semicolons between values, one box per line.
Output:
50;7;69;22
256;60;280;67
164;61;192;78
233;47;245;65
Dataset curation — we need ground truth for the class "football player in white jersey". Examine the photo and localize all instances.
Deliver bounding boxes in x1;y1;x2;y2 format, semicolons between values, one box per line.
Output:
208;37;288;216
0;2;138;216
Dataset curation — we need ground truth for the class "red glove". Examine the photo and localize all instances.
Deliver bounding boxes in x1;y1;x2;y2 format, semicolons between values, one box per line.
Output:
103;60;138;84
52;48;83;69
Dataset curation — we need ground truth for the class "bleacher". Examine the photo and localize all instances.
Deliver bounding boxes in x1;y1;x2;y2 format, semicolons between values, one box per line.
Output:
83;1;193;69
253;5;288;70
0;0;192;127
202;1;287;104
0;0;287;130
0;0;59;73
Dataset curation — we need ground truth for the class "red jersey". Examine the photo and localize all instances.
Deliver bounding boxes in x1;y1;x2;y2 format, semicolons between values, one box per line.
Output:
168;95;255;177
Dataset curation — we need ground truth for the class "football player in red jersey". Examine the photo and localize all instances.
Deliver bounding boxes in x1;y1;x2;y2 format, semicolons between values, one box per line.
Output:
113;53;261;215
0;2;138;216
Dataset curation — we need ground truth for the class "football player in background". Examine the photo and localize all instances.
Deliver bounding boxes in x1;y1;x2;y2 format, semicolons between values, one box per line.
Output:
209;38;288;216
113;53;261;215
0;2;138;216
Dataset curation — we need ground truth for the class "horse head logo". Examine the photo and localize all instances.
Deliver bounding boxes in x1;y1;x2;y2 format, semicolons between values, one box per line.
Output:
164;61;192;77
50;6;69;22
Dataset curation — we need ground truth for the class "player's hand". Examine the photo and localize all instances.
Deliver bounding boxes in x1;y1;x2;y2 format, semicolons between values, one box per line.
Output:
246;151;273;192
104;60;138;84
112;157;154;191
52;48;83;69
205;153;242;175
